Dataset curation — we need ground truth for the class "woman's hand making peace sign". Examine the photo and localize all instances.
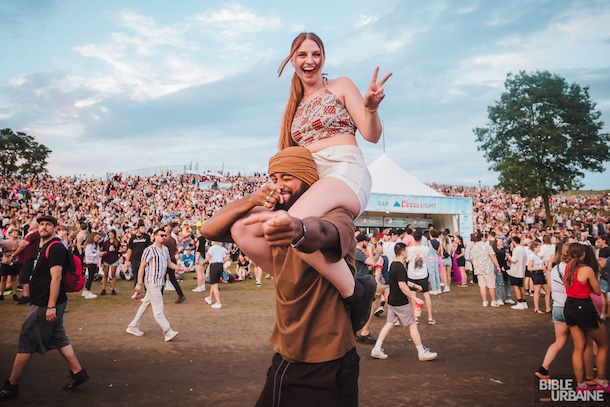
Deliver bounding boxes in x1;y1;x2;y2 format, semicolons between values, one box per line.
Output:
363;67;392;112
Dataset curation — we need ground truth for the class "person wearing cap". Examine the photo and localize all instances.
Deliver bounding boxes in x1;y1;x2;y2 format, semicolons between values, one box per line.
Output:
201;146;375;406
0;215;89;401
126;227;183;342
125;220;151;298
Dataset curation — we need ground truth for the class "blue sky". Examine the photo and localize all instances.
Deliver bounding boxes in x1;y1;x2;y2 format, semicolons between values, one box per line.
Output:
1;0;609;189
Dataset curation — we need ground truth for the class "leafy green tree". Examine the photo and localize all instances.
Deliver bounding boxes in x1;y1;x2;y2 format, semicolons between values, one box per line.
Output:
0;128;52;177
474;70;610;224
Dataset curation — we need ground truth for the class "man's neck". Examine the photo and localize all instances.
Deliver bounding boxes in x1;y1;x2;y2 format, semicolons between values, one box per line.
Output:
154;241;163;248
40;235;55;245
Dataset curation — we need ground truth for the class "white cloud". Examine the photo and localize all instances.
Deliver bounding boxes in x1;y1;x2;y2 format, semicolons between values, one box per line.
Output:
449;5;610;94
354;15;380;29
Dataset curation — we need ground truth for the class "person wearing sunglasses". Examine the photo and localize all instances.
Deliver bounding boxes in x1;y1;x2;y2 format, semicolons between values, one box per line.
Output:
126;227;184;342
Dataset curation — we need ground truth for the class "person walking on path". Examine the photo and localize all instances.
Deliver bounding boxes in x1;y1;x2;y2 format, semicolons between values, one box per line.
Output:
126;227;183;342
370;242;438;361
0;215;89;401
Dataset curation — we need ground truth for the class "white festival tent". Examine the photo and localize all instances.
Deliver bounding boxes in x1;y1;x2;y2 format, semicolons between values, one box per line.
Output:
355;153;473;236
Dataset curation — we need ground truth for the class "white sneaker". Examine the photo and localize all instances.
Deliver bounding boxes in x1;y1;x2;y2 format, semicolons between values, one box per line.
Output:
394;320;401;326
165;282;176;291
256;280;262;287
511;302;526;310
371;348;388;359
443;286;450;293
211;303;222;309
496;300;504;306
164;329;179;342
505;299;516;305
204;297;212;305
418;347;438;361
84;291;97;299
490;301;500;307
482;301;489;307
126;326;144;337
131;291;139;300
523;302;529;309
81;291;88;297
192;286;205;293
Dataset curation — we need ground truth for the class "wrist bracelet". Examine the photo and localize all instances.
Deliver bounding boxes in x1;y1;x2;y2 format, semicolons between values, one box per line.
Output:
291;219;307;249
47;306;56;309
364;105;378;113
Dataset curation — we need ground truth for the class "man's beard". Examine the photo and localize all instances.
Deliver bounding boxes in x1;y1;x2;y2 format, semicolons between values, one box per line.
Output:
275;183;309;211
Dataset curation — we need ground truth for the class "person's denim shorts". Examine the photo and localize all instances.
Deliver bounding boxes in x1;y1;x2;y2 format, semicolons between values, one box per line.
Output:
552;306;566;323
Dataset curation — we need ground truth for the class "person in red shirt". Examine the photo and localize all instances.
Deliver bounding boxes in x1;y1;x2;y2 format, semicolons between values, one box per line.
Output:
563;243;609;394
9;220;40;305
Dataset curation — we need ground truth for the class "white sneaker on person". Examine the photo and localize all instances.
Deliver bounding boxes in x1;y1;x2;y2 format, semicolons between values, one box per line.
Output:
256;280;262;287
523;302;529;309
192;286;205;292
511;302;526;310
505;299;516;305
83;291;97;299
164;329;179;342
126;326;144;337
371;348;388;359
204;297;212;305
496;300;504;306
211;303;222;309
418;347;438;361
490;301;500;307
394;320;401;326
81;291;88;297
443;286;450;293
165;282;176;291
482;301;489;307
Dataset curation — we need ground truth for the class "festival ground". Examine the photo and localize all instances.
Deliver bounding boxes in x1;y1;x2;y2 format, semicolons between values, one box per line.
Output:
0;276;607;407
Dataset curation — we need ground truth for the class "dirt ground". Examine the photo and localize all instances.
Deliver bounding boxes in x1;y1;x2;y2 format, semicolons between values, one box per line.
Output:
1;276;608;407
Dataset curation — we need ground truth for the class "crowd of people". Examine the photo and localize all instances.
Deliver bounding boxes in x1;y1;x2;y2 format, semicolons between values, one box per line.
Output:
2;29;609;404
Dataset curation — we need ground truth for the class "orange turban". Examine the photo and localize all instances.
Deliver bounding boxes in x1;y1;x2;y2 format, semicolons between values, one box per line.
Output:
268;147;319;187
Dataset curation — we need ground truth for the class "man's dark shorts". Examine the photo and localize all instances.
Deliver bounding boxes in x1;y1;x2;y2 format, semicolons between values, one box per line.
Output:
255;347;359;407
18;302;70;354
209;262;223;284
509;276;524;287
19;258;35;285
408;276;430;293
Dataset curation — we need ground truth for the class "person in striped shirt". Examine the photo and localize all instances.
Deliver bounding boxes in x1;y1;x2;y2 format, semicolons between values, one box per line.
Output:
126;227;184;342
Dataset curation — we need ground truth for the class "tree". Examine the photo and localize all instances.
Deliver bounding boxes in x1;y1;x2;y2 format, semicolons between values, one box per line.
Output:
474;70;610;225
0;128;52;177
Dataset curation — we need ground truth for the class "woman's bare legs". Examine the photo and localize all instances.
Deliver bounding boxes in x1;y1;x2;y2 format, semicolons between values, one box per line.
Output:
286;177;358;298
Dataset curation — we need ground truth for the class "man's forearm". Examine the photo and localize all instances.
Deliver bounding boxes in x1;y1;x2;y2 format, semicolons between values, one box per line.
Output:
200;195;260;242
48;266;62;307
291;216;340;254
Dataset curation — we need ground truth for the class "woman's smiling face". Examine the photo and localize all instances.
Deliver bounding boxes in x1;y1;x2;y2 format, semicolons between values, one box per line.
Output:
291;39;325;85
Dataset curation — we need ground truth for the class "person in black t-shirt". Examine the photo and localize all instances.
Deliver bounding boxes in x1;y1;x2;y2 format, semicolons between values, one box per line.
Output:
126;220;151;293
0;215;88;402
370;242;438;361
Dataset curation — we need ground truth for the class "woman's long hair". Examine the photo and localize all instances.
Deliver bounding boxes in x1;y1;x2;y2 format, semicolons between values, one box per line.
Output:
277;32;325;150
83;232;99;248
565;243;586;287
583;244;601;277
549;242;564;267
